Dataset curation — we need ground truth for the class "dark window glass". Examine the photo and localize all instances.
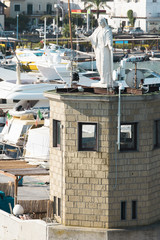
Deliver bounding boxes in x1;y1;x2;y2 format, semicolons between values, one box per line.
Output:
14;5;20;12
58;198;61;216
121;201;126;220
2;99;6;104
20;125;32;137
46;4;52;14
120;123;137;151
0;6;3;14
53;196;56;215
154;120;160;148
27;4;33;15
78;123;98;151
53;120;61;147
132;200;137;219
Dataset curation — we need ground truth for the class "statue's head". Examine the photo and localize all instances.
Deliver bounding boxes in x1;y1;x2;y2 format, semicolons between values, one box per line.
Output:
98;18;108;28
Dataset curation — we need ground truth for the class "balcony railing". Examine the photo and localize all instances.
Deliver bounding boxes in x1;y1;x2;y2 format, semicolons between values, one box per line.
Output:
147;13;160;19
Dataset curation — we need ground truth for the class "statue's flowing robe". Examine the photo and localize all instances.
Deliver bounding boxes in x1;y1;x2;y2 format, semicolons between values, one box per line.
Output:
89;26;113;86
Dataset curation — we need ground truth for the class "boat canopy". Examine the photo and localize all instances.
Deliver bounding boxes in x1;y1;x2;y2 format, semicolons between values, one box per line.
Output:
25;126;49;160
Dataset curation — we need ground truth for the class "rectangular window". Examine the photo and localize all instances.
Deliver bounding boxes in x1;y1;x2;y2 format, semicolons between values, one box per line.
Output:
121;201;126;220
53;196;56;215
58;198;61;216
132;200;137;219
27;4;33;15
14;4;20;12
78;123;98;151
154;120;160;148
2;99;6;104
120;123;137;151
53;120;61;147
46;4;52;14
153;0;157;2
0;6;3;15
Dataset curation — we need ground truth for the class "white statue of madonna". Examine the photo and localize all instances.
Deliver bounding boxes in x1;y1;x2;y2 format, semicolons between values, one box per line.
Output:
89;17;113;88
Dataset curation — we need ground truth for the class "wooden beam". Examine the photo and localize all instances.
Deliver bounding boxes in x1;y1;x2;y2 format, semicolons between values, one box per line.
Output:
0;160;49;206
14;177;18;205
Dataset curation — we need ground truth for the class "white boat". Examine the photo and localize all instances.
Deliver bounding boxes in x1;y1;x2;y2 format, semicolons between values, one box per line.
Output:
149;56;160;61
0;109;5;133
0;113;44;159
0;61;99;136
0;55;16;69
13;48;45;71
0;59;99;101
24;118;50;168
13;44;96;72
113;59;160;89
13;46;71;72
0;52;5;65
36;59;99;82
123;55;145;63
48;43;73;57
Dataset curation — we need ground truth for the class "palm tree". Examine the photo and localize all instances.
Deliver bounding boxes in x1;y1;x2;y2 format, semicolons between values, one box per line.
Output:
62;23;76;38
84;0;112;20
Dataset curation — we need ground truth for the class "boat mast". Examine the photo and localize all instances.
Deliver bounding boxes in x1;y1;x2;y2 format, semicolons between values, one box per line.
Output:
68;0;73;50
44;17;47;50
68;0;73;87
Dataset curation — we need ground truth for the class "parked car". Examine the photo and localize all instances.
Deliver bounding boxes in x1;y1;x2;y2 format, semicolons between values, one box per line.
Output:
123;26;134;33
112;27;123;34
129;27;144;35
1;31;15;37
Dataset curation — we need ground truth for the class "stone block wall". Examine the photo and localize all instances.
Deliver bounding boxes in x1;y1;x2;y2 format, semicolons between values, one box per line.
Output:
47;92;160;229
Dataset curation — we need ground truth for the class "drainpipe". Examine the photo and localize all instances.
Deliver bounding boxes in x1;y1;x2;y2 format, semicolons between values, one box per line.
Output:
117;84;124;151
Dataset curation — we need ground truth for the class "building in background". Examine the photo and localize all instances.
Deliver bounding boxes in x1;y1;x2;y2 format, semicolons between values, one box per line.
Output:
3;0;64;27
3;0;160;32
107;0;160;32
0;1;7;29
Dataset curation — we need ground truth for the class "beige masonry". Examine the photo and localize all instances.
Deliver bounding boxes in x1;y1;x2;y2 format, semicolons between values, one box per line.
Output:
45;91;160;229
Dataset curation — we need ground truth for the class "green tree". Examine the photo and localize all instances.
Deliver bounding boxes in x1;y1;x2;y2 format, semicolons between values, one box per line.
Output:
62;23;76;38
40;15;53;25
5;17;16;30
84;0;112;20
63;14;85;27
127;9;135;26
62;14;85;38
16;14;30;32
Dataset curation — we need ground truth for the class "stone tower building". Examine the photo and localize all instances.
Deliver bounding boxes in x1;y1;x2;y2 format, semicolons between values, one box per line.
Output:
45;88;160;229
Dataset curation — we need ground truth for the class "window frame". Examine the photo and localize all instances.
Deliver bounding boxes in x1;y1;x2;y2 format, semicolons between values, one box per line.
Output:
120;122;138;151
78;122;98;151
53;119;61;148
